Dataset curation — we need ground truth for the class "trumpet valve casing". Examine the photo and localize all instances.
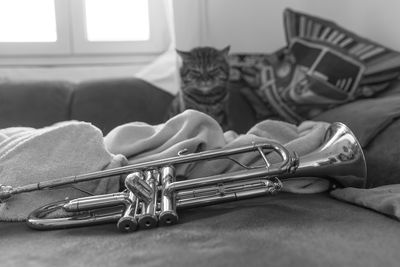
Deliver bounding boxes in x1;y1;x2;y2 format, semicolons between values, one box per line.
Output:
117;191;139;232
137;170;160;229
159;166;179;226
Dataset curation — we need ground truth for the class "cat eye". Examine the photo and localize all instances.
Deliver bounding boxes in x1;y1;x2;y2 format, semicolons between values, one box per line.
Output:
208;68;221;75
188;70;202;77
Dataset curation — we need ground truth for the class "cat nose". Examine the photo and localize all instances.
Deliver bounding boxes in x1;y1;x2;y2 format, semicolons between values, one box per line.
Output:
200;80;212;86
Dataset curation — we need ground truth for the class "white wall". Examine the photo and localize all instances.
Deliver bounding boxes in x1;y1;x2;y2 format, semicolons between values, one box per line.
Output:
174;0;400;53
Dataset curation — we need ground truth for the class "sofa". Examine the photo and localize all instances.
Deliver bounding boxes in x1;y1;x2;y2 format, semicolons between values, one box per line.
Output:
1;75;400;267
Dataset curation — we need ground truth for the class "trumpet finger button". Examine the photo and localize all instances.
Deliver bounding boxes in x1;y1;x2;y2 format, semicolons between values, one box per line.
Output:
117;216;138;232
158;211;178;226
138;215;158;229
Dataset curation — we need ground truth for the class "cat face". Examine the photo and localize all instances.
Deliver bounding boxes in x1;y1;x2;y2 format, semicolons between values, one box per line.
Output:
177;46;230;94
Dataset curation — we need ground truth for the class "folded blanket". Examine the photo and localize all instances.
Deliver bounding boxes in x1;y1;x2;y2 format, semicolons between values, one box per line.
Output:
0;110;336;221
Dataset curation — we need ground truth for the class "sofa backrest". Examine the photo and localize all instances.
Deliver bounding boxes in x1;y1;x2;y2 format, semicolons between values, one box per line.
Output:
0;77;257;134
0;78;174;134
71;78;174;134
0;81;73;129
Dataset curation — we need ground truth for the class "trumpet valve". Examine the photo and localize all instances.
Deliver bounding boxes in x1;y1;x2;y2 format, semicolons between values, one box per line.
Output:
117;192;139;232
124;172;153;204
137;170;159;229
159;166;179;227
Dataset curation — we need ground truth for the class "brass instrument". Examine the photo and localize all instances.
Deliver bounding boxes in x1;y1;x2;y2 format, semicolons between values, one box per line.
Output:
0;122;367;232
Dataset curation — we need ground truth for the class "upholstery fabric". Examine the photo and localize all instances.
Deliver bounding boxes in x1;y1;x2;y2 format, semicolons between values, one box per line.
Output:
314;94;400;147
0;78;256;136
1;193;400;267
0;81;73;129
71;78;174;134
363;119;400;187
331;184;400;221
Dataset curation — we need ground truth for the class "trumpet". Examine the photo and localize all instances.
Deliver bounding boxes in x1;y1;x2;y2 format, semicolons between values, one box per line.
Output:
0;122;367;232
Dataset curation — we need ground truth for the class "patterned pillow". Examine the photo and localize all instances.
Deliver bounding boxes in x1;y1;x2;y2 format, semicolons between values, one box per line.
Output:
230;8;400;124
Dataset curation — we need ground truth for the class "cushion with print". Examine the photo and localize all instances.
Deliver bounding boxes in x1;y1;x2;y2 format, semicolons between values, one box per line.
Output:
230;8;400;124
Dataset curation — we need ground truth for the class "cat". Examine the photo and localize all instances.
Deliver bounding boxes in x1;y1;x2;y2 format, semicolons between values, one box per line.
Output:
168;46;231;131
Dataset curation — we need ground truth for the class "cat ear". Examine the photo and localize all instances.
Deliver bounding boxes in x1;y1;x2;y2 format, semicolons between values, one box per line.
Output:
176;49;191;61
221;45;231;56
220;45;231;59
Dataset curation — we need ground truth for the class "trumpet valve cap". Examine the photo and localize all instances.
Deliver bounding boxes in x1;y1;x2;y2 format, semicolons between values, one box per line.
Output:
125;173;153;204
117;216;138;233
158;211;178;226
138;215;158;229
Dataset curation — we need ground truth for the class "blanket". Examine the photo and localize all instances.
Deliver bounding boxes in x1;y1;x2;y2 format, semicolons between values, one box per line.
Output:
0;122;126;221
0;110;333;221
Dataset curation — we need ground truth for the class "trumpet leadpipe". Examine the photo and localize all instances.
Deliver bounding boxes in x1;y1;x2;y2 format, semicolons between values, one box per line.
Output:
63;192;131;211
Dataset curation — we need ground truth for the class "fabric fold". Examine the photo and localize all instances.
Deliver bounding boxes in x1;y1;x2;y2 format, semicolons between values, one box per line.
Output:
331;185;400;220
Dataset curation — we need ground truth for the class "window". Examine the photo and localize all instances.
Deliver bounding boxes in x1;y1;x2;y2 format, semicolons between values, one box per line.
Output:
84;0;150;42
0;0;168;65
0;0;57;42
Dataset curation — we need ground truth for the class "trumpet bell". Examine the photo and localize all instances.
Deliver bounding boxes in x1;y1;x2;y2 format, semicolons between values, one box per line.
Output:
293;122;367;188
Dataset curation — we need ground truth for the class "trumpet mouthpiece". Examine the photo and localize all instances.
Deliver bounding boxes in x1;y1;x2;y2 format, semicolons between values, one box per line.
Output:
0;185;13;202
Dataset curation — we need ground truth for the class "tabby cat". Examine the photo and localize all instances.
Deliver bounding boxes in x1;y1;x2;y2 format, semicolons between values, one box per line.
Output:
168;46;231;131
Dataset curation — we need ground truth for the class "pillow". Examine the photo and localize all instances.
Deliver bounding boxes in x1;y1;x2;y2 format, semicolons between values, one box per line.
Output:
230;8;400;124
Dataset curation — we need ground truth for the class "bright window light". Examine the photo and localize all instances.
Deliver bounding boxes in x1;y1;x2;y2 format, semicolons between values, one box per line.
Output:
0;0;57;42
84;0;150;42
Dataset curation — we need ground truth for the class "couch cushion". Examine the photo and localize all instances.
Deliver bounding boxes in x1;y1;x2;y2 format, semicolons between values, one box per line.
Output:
362;119;400;187
314;94;400;147
70;78;174;135
0;81;72;128
230;9;400;124
228;82;257;133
